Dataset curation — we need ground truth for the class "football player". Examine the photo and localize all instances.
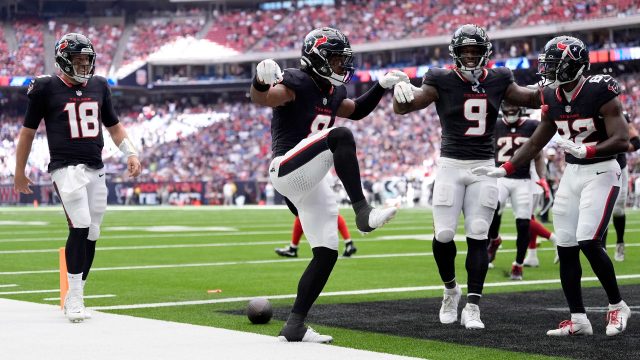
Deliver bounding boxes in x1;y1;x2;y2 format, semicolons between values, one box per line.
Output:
275;214;356;258
393;24;543;330
13;33;141;322
251;27;405;343
473;36;631;336
601;111;639;261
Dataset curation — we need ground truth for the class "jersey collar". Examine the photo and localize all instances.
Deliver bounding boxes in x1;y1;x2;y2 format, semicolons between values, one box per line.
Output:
454;68;488;83
555;76;589;103
57;75;88;88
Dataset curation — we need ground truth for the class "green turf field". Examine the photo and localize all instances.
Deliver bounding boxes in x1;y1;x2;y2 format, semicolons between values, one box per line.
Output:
1;206;639;360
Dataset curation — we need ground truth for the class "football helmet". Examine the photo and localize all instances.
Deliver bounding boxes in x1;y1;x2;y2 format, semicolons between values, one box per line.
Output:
55;33;96;83
449;24;492;73
501;101;523;124
537;36;589;89
301;27;354;86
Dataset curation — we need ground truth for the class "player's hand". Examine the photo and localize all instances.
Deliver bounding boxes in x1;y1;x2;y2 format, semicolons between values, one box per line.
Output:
256;59;283;86
127;155;142;178
537;178;551;199
379;70;410;89
393;82;420;103
471;166;507;178
555;138;587;158
14;172;34;194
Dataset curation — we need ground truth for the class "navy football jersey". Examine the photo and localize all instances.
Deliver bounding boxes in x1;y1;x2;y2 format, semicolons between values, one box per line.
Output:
542;74;620;165
615;111;631;169
23;75;119;172
494;118;538;179
423;67;514;160
271;68;347;157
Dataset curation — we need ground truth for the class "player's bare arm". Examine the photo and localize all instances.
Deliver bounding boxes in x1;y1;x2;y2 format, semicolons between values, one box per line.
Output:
250;59;295;108
106;123;142;178
509;112;558;169
627;121;640;152
13;127;37;194
337;70;410;119
595;97;630;156
534;151;547;179
504;83;542;109
392;83;438;115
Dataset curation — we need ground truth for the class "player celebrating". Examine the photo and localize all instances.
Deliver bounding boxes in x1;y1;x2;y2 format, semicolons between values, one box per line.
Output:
251;27;404;343
14;33;141;322
275;214;356;257
393;24;543;330
473;36;631;336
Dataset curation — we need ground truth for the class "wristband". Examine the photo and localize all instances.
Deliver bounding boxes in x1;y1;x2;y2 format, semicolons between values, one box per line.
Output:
252;76;270;92
630;136;640;151
119;138;138;158
585;145;596;159
501;161;515;176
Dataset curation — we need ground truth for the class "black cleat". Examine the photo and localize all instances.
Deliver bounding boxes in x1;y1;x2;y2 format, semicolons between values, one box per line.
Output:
342;241;357;257
275;246;298;257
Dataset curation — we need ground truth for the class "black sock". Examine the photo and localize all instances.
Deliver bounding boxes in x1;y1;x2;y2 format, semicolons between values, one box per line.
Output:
488;204;501;242
515;218;530;264
65;228;89;274
579;240;622;305
291;247;338;316
557;246;585;313
327;127;364;204
613;215;625;244
433;238;457;285
466;238;489;304
82;240;97;281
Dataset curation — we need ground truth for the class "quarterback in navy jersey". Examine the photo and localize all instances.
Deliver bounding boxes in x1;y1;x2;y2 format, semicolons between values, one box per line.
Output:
473;36;631;337
250;27;406;343
393;24;543;330
14;33;141;323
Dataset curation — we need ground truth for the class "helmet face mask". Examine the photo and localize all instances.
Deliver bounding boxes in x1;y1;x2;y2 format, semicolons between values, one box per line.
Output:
449;24;492;73
537;36;589;89
55;33;96;83
301;27;355;86
501;102;522;124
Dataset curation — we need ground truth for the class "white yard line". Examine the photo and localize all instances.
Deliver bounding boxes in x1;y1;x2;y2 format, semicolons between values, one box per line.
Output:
91;274;640;311
43;294;116;301
0;284;18;288
0;289;59;295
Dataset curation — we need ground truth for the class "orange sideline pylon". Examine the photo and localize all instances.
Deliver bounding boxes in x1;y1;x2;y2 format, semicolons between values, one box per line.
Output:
59;247;68;309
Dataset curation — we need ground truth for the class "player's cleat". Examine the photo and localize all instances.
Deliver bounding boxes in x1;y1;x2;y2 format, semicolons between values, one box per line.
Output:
356;206;397;234
460;303;484;330
614;243;625;262
439;285;461;324
510;263;523;280
63;292;86;323
606;301;631;336
275;246;298;258
553;249;560;264
488;262;495;269
547;319;593;336
342;241;357;257
487;236;502;262
523;253;539;267
279;327;333;343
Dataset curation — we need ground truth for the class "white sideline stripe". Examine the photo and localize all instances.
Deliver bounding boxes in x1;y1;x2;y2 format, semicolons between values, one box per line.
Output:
91;274;640;311
0;298;421;360
43;294;116;301
0;284;18;288
0;289;59;295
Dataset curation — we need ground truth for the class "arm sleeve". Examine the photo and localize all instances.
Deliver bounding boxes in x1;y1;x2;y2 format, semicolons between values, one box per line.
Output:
101;79;120;127
23;79;46;129
348;83;386;120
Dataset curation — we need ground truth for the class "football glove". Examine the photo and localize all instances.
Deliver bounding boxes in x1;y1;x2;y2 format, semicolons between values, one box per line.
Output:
256;59;283;86
378;70;410;89
536;178;551;199
471;166;507;178
555;138;588;158
393;82;421;103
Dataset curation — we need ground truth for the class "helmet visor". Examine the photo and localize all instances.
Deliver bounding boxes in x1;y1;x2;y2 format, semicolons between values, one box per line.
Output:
327;52;355;84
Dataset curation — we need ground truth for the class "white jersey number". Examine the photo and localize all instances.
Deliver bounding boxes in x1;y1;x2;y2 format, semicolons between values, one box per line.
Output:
496;136;529;162
464;98;487;136
64;102;100;139
555;118;597;146
309;114;333;136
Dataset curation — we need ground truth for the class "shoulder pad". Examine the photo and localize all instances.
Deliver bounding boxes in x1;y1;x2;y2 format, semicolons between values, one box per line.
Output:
26;75;52;97
587;74;620;96
422;67;449;85
281;68;308;91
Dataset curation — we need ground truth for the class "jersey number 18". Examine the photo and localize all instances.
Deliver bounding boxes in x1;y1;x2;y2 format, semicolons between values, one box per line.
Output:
64;102;100;139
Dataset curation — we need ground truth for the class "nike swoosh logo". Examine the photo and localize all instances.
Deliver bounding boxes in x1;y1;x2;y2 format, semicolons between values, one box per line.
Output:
98;174;105;177
596;171;607;175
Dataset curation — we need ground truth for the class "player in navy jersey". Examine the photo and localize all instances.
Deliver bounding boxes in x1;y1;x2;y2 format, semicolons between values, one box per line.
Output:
393;24;543;330
14;33;141;323
250;27;406;343
473;36;631;337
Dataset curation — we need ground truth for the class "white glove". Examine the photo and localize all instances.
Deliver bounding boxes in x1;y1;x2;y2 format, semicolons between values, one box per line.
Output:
393;82;421;103
256;59;283;86
378;70;410;89
555;138;587;158
471;166;507;178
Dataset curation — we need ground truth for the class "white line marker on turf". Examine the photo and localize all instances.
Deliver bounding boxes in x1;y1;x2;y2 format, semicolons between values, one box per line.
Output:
43;294;116;301
91;274;640;311
0;289;59;295
0;284;18;288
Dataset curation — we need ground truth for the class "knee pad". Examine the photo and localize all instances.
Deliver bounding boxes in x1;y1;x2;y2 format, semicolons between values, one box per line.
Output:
435;229;455;243
469;219;489;237
88;224;101;241
612;206;625;217
327;127;355;151
555;230;578;247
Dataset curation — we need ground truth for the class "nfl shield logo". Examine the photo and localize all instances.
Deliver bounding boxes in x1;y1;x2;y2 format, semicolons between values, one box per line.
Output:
76;90;83;96
565;105;571;113
323;98;327;105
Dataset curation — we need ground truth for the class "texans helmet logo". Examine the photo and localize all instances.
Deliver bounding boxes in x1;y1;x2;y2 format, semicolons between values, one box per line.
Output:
557;40;582;61
59;40;68;51
313;36;328;49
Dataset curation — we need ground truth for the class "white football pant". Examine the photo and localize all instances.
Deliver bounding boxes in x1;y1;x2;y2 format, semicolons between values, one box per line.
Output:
497;177;532;219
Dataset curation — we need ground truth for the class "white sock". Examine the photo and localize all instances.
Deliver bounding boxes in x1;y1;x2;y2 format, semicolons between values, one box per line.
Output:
82;280;86;290
67;273;83;294
550;233;557;244
527;249;537;257
289;243;298;249
571;313;589;323
344;239;352;244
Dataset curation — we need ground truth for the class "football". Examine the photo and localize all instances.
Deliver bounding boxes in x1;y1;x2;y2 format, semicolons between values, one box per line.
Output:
246;298;273;324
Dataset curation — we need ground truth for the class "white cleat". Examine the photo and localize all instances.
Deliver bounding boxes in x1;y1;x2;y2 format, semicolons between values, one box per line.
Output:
547;319;593;336
63;292;86;323
614;243;625;262
439;285;461;324
523;254;539;267
278;327;333;343
368;207;397;230
460;303;484;330
606;301;631;336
